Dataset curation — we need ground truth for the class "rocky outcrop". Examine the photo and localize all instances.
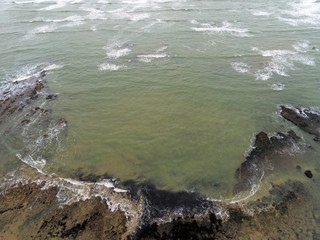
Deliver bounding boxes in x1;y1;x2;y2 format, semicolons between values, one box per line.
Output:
280;106;320;142
234;130;304;194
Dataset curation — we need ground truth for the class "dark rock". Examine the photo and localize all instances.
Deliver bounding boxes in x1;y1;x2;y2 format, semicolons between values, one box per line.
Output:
20;119;31;126
255;131;271;150
40;70;46;78
234;130;304;194
305;170;313;178
57;118;68;127
312;46;316;50
46;94;58;100
73;168;113;183
280;106;320;141
296;165;302;171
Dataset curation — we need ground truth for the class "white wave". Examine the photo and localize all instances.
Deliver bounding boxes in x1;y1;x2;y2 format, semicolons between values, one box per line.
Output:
41;1;67;11
136;46;168;62
292;54;315;66
107;48;131;59
156;46;167;53
252;45;315;81
5;63;62;83
16;154;46;172
292;40;310;52
43;64;63;71
249;10;273;16
271;83;285;91
231;62;250;73
29;24;58;35
191;21;252;37
141;19;164;31
130;13;150;21
190;19;198;24
98;63;124;71
80;6;106;20
278;0;320;27
43;15;84;23
137;53;167;62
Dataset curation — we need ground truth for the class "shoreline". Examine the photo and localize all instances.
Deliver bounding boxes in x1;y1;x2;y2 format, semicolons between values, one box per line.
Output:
0;165;318;239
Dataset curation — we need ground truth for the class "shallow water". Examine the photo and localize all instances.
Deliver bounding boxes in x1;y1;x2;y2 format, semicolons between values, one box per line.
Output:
1;0;320;201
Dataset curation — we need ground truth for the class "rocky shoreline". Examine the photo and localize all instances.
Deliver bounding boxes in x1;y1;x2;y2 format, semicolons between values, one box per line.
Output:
0;167;318;239
1;70;320;239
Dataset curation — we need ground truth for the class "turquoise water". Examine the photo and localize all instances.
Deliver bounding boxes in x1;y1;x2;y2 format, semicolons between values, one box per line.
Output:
1;0;320;199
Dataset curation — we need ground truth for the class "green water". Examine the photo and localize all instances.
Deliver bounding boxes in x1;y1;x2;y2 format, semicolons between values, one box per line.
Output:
1;0;320;199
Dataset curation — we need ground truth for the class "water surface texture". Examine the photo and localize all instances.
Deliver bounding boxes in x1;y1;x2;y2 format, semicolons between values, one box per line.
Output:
1;0;320;200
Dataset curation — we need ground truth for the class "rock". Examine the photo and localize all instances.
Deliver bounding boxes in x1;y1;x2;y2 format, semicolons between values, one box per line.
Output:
57;118;68;127
46;94;58;100
296;165;302;171
255;131;271;150
234;130;305;194
280;106;320;141
20;119;31;126
304;170;313;178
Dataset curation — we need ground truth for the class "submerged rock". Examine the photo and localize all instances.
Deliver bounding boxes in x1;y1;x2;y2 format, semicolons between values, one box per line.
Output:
280;106;320;142
234;130;304;194
46;94;58;100
0;71;46;124
0;68;68;172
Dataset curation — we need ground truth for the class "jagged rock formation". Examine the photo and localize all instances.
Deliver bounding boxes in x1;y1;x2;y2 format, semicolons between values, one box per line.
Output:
280;106;320;142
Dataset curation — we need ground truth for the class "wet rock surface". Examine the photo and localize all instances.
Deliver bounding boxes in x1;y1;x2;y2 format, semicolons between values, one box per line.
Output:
280;106;320;142
234;130;304;194
0;182;127;240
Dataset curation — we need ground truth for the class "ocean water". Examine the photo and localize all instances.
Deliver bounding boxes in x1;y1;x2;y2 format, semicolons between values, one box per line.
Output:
1;0;320;202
